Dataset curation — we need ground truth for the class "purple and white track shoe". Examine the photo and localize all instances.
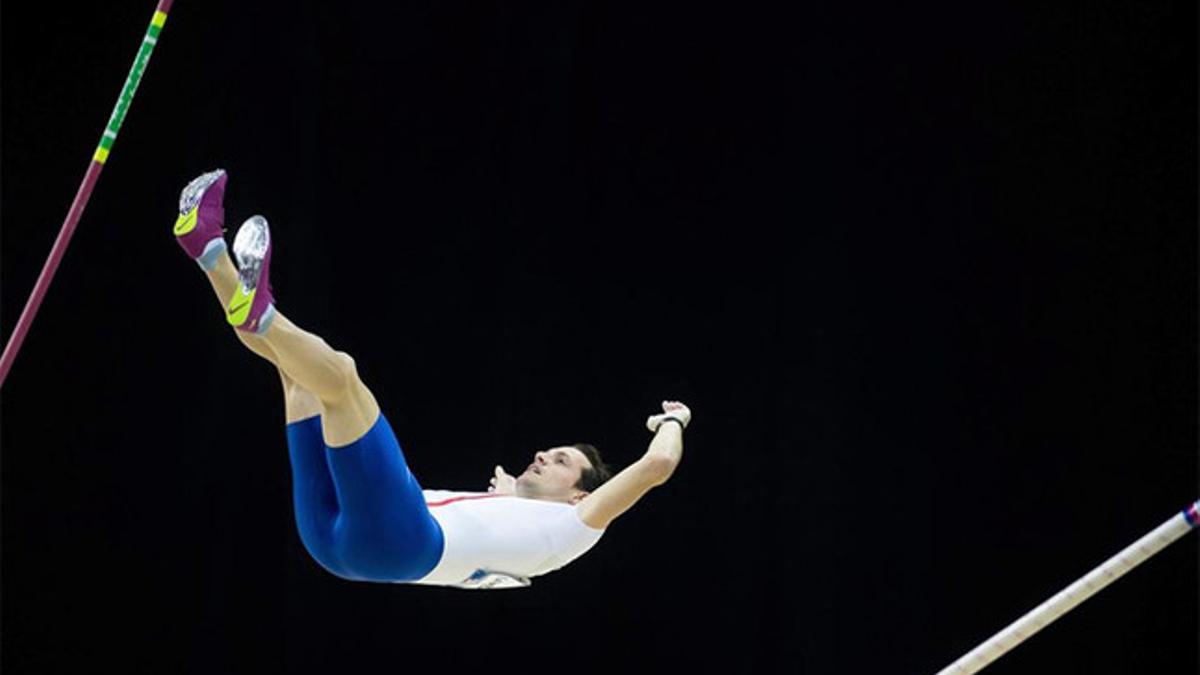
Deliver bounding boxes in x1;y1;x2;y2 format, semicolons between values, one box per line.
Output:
174;169;228;269
227;215;276;334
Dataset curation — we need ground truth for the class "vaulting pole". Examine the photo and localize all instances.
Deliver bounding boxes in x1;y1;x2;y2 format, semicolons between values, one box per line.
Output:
0;0;176;389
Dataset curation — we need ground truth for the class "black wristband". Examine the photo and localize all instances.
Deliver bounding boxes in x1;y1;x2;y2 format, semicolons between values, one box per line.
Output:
657;416;685;431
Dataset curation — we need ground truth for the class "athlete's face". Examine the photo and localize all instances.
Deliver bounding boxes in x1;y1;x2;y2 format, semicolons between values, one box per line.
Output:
515;446;593;503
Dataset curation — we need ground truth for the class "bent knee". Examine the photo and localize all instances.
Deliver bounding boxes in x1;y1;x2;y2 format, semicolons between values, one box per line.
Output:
330;351;367;396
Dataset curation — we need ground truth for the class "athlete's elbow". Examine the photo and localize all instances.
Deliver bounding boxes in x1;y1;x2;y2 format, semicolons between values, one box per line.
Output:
641;454;678;486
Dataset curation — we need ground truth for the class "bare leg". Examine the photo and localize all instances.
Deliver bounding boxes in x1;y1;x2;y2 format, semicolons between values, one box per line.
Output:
201;256;282;368
202;253;379;445
255;314;380;446
279;368;323;424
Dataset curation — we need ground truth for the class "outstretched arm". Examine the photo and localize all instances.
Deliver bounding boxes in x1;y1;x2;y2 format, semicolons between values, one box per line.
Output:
576;401;690;529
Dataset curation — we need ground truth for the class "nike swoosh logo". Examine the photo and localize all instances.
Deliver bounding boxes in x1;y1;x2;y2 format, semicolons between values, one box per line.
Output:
228;300;249;316
174;211;196;235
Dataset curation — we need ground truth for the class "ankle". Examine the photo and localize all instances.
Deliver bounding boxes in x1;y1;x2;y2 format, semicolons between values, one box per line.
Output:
195;239;227;270
255;304;277;335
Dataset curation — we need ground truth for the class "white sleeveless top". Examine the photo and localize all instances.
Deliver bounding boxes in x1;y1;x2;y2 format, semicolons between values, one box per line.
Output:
413;490;606;589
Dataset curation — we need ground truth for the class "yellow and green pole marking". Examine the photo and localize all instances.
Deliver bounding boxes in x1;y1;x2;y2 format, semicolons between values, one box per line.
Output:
94;6;170;164
0;0;175;388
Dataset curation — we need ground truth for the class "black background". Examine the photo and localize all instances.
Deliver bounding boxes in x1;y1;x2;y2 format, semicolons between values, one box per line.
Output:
2;1;1196;673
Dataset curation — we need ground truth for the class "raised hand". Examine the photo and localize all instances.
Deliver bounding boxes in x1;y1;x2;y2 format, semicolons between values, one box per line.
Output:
646;400;692;433
488;465;517;494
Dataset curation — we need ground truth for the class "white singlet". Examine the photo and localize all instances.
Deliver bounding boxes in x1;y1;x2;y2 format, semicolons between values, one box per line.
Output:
413;490;606;589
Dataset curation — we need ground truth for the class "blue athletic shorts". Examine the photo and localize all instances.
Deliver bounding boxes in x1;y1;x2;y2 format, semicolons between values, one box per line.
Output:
285;413;445;581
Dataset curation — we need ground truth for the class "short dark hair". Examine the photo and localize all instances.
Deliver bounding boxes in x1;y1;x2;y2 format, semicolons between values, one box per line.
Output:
571;443;612;492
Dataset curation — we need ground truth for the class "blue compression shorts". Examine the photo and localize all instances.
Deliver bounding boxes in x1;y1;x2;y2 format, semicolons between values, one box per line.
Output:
285;414;445;581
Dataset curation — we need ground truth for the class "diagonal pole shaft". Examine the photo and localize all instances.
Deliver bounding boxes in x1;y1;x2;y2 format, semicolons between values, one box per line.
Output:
0;0;175;390
937;500;1200;674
